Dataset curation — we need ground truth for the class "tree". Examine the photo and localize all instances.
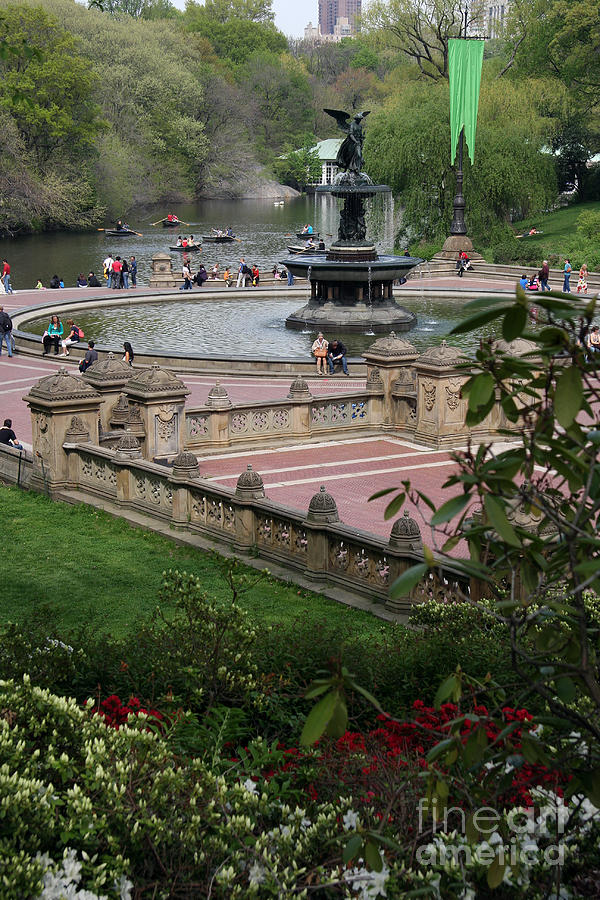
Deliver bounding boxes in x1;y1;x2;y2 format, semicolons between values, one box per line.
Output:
363;0;476;80
272;144;321;192
0;6;101;168
184;0;286;66
364;76;558;243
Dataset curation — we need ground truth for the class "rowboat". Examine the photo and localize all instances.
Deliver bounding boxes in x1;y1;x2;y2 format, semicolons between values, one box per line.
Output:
105;229;137;237
162;219;182;227
169;245;202;252
295;231;319;239
203;235;236;243
287;245;328;255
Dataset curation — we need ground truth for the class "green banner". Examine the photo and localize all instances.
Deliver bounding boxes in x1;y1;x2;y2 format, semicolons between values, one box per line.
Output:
449;38;484;165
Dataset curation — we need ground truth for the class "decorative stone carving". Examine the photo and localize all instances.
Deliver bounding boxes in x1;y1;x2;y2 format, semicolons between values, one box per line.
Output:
171;451;199;479
287;375;312;400
188;415;209;438
493;337;539;358
416;340;466;369
65;415;90;443
235;464;265;499
422;379;436;411
82;352;132;387
445;379;462;410
389;511;423;551
206;381;233;409
27;368;100;403
306;485;340;524
110;392;130;425
114;430;142;460
126;364;188;399
149;252;177;288
156;404;176;441
366;366;384;392
363;332;418;360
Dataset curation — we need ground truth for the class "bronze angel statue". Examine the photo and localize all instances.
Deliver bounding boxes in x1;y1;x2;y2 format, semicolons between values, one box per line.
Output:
324;109;370;175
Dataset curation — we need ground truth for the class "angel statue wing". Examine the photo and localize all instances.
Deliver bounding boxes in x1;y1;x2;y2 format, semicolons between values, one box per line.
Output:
323;108;352;134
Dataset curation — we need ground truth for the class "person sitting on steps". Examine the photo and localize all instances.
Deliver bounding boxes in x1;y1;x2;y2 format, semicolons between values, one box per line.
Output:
327;339;349;376
311;332;328;376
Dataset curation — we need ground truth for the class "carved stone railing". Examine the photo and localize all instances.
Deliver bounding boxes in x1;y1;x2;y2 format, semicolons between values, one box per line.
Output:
185;390;383;451
61;441;472;617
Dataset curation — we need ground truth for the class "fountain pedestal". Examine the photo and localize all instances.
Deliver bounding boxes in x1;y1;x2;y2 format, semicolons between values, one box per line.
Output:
284;181;421;334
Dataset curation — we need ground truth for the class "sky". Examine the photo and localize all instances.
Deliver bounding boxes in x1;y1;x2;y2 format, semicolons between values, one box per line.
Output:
272;0;317;37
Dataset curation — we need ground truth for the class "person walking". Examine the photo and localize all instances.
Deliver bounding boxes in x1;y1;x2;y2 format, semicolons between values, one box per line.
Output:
563;259;572;293
577;264;588;294
539;260;550;292
0;306;13;357
129;256;137;288
236;258;246;288
2;259;13;294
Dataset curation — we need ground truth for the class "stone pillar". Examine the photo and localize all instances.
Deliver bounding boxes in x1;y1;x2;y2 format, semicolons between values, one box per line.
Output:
385;512;423;616
24;368;102;493
82;352;134;431
362;332;418;426
170;451;200;528
234;465;265;550
287;376;312;438
413;341;470;448
200;382;232;449
125;364;190;459
114;431;143;503
303;486;339;580
149;252;177;288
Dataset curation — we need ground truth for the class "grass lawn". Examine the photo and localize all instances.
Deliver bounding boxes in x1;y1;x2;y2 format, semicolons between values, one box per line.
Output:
2;484;389;638
512;200;600;256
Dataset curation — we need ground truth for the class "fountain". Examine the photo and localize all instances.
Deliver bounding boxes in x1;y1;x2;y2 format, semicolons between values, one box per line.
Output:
284;109;422;333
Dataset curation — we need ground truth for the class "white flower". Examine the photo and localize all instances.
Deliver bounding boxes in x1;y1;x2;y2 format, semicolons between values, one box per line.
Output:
243;778;257;793
248;862;266;886
343;809;360;831
343;864;389;899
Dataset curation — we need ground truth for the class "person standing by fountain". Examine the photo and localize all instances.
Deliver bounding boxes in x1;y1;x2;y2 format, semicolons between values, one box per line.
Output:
311;332;329;376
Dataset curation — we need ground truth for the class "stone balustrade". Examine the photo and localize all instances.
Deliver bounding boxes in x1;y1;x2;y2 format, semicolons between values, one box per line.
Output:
59;439;470;616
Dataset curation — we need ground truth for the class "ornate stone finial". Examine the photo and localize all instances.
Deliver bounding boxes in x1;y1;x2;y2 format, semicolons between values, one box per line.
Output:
235;464;265;499
110;392;130;425
389;510;422;550
83;352;133;386
416;340;466;368
306;485;340;524
114;429;142;459
126;364;189;398
27;368;101;402
171;451;200;479
492;337;539;358
206;381;232;409
64;415;90;443
363;332;418;361
287;374;312;400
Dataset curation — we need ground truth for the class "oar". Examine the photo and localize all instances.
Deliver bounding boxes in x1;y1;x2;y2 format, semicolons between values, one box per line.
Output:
150;218;165;226
97;228;106;231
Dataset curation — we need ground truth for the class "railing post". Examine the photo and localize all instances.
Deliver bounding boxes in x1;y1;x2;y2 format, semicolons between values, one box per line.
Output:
303;486;339;580
234;465;265;550
170;452;200;528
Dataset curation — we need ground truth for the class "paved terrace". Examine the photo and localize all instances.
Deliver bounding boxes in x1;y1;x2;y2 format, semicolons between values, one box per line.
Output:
1;277;519;544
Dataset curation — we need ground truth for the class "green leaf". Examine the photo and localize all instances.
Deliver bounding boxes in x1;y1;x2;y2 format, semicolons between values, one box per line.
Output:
554;365;583;429
502;305;527;341
383;492;406;520
434;675;458;709
304;682;333;700
325;697;348;739
431;493;471;526
342;834;363;864
300;690;337;746
464;294;511;311
364;840;384;872
555;676;576;704
368;487;397;501
484;495;521;547
350;682;384;713
487;853;506;889
389;563;429;599
450;306;511;335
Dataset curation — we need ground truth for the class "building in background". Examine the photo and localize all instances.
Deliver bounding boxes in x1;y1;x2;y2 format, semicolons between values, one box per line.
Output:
469;0;513;38
317;0;361;38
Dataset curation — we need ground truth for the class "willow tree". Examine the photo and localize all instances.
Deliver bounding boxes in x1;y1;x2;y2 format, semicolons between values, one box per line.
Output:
364;75;558;244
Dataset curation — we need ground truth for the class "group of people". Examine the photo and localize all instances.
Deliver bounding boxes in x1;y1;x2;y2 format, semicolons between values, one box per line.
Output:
518;259;588;294
304;237;326;250
39;312;134;372
175;236;200;249
301;224;314;235
235;259;261;288
311;333;350;376
103;254;138;289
